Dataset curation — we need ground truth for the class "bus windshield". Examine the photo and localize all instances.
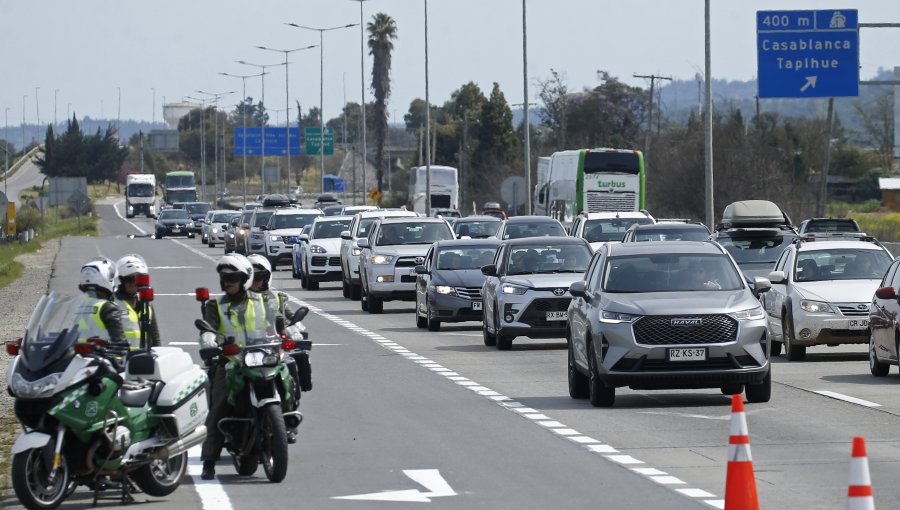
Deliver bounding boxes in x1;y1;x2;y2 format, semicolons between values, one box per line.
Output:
583;152;640;174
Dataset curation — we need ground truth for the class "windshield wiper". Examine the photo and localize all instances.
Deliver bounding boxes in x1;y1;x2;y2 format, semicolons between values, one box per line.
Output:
551;269;582;273
506;271;534;275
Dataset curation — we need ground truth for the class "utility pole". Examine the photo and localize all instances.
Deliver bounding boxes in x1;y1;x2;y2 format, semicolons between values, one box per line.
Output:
817;98;835;218
424;0;431;216
521;0;531;214
632;73;672;157
703;0;714;229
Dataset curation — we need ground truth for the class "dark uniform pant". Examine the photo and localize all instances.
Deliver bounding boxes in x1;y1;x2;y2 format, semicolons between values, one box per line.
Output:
201;361;231;462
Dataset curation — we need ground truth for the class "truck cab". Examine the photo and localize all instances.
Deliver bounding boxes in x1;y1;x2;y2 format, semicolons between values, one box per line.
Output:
125;174;158;218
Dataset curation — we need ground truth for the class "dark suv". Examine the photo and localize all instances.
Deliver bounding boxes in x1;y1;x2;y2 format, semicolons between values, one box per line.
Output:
710;200;798;280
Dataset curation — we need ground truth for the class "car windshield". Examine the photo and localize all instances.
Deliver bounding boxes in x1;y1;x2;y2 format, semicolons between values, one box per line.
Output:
271;214;320;230
357;218;378;237
794;248;892;282
502;221;565;239
186;203;210;214
313;219;352;239
455;221;500;238
212;212;236;222
603;254;745;293
436;247;497;270
717;232;794;265
376;223;454;246
583;218;654;242
160;210;189;220
630;228;709;242
505;244;592;275
253;211;275;227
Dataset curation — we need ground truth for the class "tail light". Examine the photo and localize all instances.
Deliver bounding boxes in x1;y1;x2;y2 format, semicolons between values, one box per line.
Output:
282;339;296;350
74;343;94;355
135;274;150;287
90;338;107;348
222;343;241;356
196;287;210;301
6;338;22;356
139;287;155;302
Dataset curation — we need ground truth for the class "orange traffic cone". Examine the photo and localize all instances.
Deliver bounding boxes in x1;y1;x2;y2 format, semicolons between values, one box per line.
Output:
725;394;759;510
848;437;874;510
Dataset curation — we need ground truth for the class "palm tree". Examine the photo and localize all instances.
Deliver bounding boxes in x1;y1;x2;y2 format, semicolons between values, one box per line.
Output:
367;12;398;197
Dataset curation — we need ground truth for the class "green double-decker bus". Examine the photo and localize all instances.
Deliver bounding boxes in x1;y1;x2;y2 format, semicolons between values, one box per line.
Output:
164;171;198;205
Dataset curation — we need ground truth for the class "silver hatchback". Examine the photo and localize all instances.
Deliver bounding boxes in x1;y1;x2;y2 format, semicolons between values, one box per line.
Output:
567;241;773;407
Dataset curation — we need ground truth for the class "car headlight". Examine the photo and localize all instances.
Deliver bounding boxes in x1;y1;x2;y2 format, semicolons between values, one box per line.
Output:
730;306;765;321
431;285;455;295
270;235;281;242
11;372;62;398
351;247;363;256
212;227;219;234
310;245;327;254
799;300;834;314
501;284;528;295
371;254;394;265
228;233;235;238
600;311;641;323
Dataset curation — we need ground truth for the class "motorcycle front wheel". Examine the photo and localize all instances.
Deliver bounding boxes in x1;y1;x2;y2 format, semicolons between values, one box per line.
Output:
259;403;289;483
131;452;187;497
12;448;71;510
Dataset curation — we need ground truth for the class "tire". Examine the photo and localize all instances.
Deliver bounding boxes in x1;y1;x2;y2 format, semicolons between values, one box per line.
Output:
267;257;277;271
482;314;496;346
349;283;362;301
307;279;319;291
495;313;513;351
771;340;783;357
292;261;300;279
426;303;440;332
130;452;187;497
360;283;369;311
782;314;806;361
260;403;289;483
416;305;428;329
12;448;70;510
156;233;164;239
720;384;744;395
745;368;772;403
342;280;350;298
869;334;890;377
300;271;308;290
209;241;215;248
568;332;589;399
588;342;615;407
368;292;383;314
234;454;258;476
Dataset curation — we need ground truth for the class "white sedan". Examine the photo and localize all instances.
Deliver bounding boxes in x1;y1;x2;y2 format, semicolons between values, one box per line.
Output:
294;216;353;291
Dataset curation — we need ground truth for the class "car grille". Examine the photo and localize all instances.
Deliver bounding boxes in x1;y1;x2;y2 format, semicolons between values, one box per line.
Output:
395;257;420;268
632;314;738;346
456;287;482;300
585;191;637;213
519;298;571;327
281;236;295;244
401;275;417;283
328;257;340;266
612;354;760;372
836;304;869;317
311;256;327;267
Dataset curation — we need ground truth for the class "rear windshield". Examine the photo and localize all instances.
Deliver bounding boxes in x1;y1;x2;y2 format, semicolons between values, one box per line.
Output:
603;254;744;293
160;210;189;219
583;218;654;242
502;221;565;240
629;228;709;242
717;232;794;265
455;221;501;238
804;220;860;233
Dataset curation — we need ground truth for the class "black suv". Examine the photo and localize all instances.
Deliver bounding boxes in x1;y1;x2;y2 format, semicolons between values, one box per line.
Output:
710;200;798;280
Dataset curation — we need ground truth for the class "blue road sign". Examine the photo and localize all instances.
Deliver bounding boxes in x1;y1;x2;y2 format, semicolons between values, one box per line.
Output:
757;9;858;98
233;127;301;156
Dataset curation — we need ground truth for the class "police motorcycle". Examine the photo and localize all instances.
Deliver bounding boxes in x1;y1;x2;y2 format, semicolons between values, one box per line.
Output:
6;290;209;510
194;287;311;483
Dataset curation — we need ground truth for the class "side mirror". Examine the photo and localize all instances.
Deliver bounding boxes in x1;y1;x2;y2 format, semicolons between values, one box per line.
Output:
194;319;217;334
767;271;786;284
340;230;352;240
291;306;309;324
753;277;772;295
414;265;428;275
356;239;370;249
259;225;268;231
569;281;589;299
481;264;497;277
298;234;310;242
875;286;897;300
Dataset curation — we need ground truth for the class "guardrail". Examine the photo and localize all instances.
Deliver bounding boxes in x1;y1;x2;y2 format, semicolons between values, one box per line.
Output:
1;145;43;181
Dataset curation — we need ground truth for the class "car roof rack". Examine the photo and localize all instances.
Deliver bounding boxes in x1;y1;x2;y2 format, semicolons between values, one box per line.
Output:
793;232;883;246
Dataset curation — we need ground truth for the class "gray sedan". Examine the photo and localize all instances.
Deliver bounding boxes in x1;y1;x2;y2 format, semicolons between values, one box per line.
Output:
567;241;772;407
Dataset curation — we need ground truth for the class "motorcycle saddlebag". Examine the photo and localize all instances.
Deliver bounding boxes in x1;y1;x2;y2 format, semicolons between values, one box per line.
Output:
153;365;209;438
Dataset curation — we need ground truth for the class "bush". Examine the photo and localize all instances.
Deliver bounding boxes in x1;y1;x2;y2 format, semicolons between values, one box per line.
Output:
15;206;43;232
850;212;900;242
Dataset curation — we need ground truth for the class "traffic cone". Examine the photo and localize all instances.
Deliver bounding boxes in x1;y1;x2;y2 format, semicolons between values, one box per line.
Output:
725;394;759;510
848;437;874;510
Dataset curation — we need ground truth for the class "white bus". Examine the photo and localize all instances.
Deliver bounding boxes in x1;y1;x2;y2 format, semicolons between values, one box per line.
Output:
408;165;459;215
533;148;645;227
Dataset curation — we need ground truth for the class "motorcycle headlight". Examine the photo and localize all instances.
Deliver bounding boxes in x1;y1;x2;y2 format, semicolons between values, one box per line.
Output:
799;300;834;314
228;233;235;238
431;285;455;295
244;351;265;367
371;254;394;265
269;235;281;242
11;372;62;398
600;311;641;323
310;245;327;254
501;284;528;295
730;306;765;321
351;247;362;256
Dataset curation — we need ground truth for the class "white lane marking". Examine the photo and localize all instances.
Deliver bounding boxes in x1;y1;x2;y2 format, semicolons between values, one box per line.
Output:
814;390;882;408
149;266;203;269
186;446;233;510
439;332;482;337
334;469;457;502
171;238;218;263
168;342;197;346
113;200;148;234
293;299;724;506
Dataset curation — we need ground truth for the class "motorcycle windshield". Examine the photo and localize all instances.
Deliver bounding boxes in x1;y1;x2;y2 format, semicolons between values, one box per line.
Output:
20;293;88;372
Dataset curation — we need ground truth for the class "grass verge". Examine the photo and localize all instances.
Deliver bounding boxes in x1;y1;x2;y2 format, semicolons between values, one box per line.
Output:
0;216;98;291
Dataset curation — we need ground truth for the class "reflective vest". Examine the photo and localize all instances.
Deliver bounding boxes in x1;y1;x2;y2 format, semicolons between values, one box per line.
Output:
117;298;153;350
215;293;270;347
260;289;285;315
76;298;110;343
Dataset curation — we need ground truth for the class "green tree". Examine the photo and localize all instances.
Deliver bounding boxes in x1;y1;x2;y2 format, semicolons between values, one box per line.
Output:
36;115;127;184
368;11;398;195
473;83;519;168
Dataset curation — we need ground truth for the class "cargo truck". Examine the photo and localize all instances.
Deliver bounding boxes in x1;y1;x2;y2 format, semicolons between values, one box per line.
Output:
125;174;158;218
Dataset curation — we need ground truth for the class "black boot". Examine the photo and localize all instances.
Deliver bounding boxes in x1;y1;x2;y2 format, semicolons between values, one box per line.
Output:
201;460;216;480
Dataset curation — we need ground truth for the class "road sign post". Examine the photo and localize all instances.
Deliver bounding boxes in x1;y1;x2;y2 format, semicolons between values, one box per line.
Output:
756;9;859;98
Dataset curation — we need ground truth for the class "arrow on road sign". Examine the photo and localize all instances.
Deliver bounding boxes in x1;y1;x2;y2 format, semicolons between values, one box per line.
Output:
333;469;457;502
800;76;818;93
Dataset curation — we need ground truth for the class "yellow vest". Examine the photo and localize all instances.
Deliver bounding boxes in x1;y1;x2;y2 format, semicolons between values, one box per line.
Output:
215;293;270;346
117;299;153;350
76;298;110;343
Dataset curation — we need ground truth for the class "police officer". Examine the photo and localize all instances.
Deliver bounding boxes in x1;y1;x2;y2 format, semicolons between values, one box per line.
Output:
77;257;126;345
114;254;161;349
200;254;273;480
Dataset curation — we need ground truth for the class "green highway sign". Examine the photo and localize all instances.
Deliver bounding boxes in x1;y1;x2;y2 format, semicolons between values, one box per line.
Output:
304;127;334;156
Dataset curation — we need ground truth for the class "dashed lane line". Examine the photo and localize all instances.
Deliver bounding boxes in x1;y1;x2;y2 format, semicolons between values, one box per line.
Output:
814;390;881;408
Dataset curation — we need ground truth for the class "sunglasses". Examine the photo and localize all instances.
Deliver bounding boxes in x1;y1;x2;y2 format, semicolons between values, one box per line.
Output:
120;275;136;284
221;273;243;283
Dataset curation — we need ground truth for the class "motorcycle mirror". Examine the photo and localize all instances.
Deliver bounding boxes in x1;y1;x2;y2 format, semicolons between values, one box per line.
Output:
195;319;217;334
291;307;309;324
5;338;22;356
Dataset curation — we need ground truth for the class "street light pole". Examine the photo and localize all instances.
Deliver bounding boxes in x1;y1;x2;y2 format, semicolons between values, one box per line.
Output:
521;0;531;215
35;87;40;128
287;22;358;194
238;61;282;195
185;95;211;201
424;0;431;216
117;86;121;136
4;107;9;199
350;0;369;203
198;90;236;202
257;44;318;194
152;88;156;125
54;89;59;128
222;71;265;207
22;95;27;151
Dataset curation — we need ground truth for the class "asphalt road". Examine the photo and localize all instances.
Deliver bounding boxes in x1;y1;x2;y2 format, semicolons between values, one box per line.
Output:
7;200;900;509
2;154;45;207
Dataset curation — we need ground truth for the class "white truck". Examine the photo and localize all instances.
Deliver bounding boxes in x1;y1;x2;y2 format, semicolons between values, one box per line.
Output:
125;174;159;218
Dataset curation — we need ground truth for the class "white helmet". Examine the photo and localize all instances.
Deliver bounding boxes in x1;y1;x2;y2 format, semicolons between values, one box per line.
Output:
247;254;272;290
80;257;117;297
116;254;148;280
216;254;254;291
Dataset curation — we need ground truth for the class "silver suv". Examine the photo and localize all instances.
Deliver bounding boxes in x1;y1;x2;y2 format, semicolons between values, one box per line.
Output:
567;241;772;407
340;210;418;300
357;217;455;313
481;237;592;350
